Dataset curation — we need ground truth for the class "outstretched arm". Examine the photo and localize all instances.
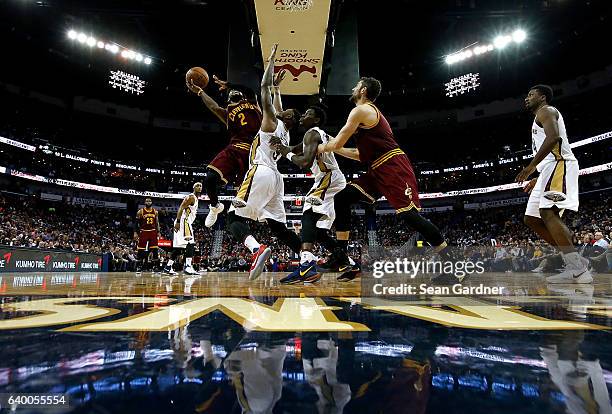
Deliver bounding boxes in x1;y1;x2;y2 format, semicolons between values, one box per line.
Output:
260;44;279;133
272;69;286;113
318;106;367;153
515;106;560;182
334;147;360;161
273;129;321;169
186;80;227;125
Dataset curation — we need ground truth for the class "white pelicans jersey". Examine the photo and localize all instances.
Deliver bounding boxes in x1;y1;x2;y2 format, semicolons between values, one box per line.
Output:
531;106;576;172
249;119;290;170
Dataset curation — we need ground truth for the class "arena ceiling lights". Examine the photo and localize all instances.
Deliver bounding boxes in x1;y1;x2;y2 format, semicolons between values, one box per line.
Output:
445;29;527;65
67;30;152;65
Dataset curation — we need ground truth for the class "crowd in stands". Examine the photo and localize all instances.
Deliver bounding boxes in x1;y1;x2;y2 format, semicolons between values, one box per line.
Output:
1;189;610;273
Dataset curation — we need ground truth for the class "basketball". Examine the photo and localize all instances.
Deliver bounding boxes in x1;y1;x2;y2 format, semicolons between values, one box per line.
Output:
186;66;209;89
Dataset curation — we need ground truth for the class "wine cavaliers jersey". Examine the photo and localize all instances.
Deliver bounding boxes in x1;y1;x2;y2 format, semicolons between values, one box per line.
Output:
226;100;262;148
139;207;158;232
353;103;401;166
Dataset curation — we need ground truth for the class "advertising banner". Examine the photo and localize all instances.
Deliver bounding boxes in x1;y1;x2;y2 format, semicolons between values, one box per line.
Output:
254;0;331;95
0;246;103;273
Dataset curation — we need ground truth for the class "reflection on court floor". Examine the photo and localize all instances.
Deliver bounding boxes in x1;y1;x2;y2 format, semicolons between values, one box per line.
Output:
0;272;610;413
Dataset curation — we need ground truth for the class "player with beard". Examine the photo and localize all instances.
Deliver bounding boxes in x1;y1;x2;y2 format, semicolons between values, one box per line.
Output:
187;75;262;228
317;77;452;282
134;197;161;273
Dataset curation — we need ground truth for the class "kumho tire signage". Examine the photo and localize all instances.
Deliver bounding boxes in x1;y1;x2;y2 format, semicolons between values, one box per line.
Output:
0;246;103;273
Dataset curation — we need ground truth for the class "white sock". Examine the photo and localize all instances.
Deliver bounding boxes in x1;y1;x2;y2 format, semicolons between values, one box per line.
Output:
348;257;356;266
186;257;192;267
166;259;174;267
300;250;316;264
563;252;585;270
244;235;260;253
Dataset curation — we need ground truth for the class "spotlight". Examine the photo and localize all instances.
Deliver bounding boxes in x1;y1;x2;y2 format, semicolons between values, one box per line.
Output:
68;30;77;39
86;37;96;47
464;50;473;58
512;29;527;43
126;50;136;59
121;50;129;58
144;57;152;65
97;41;105;48
77;33;87;43
494;35;511;49
135;53;143;62
445;55;454;64
109;44;119;54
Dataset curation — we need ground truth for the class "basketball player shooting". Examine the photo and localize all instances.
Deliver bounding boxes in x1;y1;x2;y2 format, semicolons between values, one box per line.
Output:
318;77;455;282
516;84;591;283
186;73;262;228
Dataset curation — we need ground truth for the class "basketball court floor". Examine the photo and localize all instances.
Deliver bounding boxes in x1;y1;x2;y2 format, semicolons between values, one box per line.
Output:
0;272;610;413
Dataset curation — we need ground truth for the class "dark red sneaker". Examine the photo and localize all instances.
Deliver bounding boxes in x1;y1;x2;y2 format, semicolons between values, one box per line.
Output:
249;245;271;280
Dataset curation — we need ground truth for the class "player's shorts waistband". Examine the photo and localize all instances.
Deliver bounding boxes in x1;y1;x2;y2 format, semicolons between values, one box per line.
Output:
232;143;252;151
371;148;405;170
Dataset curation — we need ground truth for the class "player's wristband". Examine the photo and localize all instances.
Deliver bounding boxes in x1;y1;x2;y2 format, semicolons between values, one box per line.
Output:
197;89;204;97
285;152;296;161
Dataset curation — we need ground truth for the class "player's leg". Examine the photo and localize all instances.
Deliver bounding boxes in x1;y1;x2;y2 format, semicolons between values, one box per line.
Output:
226;210;271;280
163;248;182;275
538;160;590;283
523;178;557;245
267;219;301;255
323;183;374;271
279;210;323;284
183;242;199;275
204;167;226;228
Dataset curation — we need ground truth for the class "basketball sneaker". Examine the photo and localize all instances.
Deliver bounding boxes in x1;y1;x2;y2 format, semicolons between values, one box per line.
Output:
547;253;593;284
205;203;224;228
318;248;352;273
337;263;361;282
163;266;177;275
280;260;321;284
546;268;593;284
184;265;199;275
249;244;271;280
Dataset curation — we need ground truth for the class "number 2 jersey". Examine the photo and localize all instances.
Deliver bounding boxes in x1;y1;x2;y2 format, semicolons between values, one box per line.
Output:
226;100;262;149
